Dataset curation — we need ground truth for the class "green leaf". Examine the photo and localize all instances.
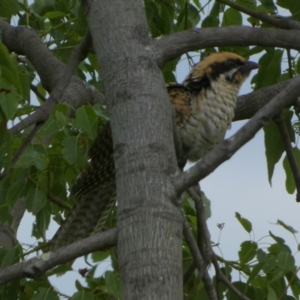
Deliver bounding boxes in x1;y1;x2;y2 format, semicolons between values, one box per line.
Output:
277;251;295;272
263;256;277;273
16;145;48;171
253;49;283;89
0;90;19;120
5;177;26;205
277;0;291;9
71;291;94;300
31;287;58;300
61;136;85;165
26;188;47;214
202;16;218;28
209;2;220;19
296;57;300;75
0;44;19;86
43;11;66;19
75;105;98;140
267;285;277;300
105;271;121;298
285;271;300;297
260;0;277;14
269;231;286;245
0;0;20;20
177;3;200;30
201;191;211;219
222;8;242;26
235;212;252;233
32;203;51;239
289;1;300;21
283;147;300;194
238;241;257;264
257;249;266;262
1;246;21;267
247;262;265;284
17;64;31;100
264;121;284;184
277;220;298;234
91;250;110;262
236;0;256;10
46;264;72;277
39;115;60;136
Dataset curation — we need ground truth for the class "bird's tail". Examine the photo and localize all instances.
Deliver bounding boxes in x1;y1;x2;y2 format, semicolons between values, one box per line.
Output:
49;123;116;251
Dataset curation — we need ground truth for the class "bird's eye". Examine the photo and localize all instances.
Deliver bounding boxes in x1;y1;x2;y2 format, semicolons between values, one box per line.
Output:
225;60;236;68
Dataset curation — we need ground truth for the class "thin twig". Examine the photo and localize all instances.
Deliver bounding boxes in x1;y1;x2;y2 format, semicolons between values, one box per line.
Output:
30;83;46;102
182;211;206;277
188;185;212;262
0;123;43;181
274;112;300;202
183;261;197;285
186;186;252;300
216;0;300;30
26;174;72;210
182;211;218;299
212;254;250;300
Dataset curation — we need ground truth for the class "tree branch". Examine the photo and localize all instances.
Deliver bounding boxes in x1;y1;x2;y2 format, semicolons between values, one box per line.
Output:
173;75;300;195
234;78;295;121
0;228;117;286
0;20;105;135
274;112;300;202
155;26;300;67
182;213;217;300
216;0;300;30
186;188;250;300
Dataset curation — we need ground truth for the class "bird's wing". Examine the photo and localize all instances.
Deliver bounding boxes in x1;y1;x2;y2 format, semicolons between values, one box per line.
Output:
167;83;192;127
71;123;115;197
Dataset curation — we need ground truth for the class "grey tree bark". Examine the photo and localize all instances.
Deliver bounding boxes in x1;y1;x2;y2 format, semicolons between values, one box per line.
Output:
85;1;183;299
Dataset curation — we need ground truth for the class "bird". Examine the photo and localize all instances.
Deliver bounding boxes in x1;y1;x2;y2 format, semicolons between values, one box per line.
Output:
49;52;259;251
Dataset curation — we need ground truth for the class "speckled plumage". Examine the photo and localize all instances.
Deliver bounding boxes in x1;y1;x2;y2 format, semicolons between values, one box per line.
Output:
49;52;258;250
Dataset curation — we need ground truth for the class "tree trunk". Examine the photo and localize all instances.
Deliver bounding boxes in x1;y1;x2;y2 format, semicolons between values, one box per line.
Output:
85;1;183;299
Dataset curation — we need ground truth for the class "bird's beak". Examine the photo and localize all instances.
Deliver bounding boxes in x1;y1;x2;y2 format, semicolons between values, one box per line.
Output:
243;61;260;72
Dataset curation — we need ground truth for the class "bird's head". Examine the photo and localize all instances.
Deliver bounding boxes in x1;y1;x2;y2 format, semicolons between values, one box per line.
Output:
183;52;259;92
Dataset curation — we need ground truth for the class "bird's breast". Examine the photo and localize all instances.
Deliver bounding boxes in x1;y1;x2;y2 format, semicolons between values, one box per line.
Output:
179;83;238;162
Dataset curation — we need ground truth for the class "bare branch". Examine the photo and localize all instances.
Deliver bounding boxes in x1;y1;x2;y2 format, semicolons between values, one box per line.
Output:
234;78;295;121
173;75;300;194
182;212;206;278
155;26;300;67
188;186;212;262
0;228;117;286
182;212;218;299
274;112;300;202
216;0;300;30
